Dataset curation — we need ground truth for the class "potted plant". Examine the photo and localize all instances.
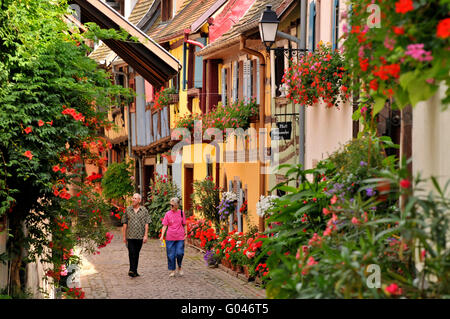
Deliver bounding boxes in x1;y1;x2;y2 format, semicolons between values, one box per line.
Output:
204;250;219;268
153;86;178;111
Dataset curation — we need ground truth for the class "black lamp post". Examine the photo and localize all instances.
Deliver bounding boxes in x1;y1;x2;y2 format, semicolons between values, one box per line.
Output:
259;5;305;58
259;5;279;50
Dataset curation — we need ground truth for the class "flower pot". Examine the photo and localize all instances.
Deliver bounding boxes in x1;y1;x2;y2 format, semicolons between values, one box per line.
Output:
248;115;259;123
236;265;243;274
243;265;251;279
221;259;229;268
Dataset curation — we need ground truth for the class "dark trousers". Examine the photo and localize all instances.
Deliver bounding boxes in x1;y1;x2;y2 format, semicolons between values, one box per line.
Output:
127;239;143;273
166;240;184;271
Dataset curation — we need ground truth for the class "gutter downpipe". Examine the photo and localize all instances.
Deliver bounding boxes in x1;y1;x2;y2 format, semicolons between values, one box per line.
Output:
239;35;266;231
299;0;307;181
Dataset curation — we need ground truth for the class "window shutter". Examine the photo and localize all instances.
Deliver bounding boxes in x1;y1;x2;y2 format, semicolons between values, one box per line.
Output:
243;60;251;103
221;68;227;105
308;1;316;52
332;0;339;50
194;38;207;88
232;61;238;103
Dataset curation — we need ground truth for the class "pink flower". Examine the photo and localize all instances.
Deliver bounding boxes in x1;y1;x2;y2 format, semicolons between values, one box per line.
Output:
351;217;360;225
405;44;433;62
307;256;318;266
385;283;402;295
400;179;411;189
60;265;68;276
330;195;338;205
384;36;396;51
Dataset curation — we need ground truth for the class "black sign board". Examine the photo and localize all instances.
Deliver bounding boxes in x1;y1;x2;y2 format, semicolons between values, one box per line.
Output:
271;121;292;140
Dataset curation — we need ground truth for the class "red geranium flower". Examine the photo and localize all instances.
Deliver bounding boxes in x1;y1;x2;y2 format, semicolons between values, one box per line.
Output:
436;18;450;39
38;120;45;127
392;26;405;35
24;126;32;134
395;0;414;14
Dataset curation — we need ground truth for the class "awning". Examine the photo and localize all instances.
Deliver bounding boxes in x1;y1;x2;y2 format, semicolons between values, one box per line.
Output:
73;0;181;86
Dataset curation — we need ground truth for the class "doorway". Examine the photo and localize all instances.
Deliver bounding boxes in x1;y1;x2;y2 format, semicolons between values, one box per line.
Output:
184;165;193;214
143;164;154;203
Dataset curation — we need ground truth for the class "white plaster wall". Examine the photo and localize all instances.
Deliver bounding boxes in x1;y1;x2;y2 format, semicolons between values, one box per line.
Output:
304;0;353;169
413;83;450;189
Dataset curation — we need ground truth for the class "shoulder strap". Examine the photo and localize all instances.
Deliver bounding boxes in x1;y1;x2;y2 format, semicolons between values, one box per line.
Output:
180;210;185;225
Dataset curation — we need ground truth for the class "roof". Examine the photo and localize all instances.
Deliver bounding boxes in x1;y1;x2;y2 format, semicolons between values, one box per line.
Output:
197;0;290;56
153;0;219;42
77;0;180;86
88;0;154;63
128;0;154;25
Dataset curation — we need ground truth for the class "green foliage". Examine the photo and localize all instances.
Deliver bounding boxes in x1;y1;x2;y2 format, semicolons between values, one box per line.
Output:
191;177;221;229
0;0;133;293
101;161;134;201
262;136;449;298
343;0;450;111
145;173;180;238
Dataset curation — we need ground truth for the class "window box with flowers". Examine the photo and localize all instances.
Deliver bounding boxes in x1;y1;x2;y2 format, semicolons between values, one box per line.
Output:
153;86;178;111
283;42;350;108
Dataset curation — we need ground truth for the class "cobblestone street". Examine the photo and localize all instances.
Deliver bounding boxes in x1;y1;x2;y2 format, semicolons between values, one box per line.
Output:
79;228;266;299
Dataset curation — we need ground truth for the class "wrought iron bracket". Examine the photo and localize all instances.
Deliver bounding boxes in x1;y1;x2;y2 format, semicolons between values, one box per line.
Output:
267;47;307;58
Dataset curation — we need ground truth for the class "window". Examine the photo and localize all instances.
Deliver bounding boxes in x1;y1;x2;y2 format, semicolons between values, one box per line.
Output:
332;0;340;50
274;53;285;97
232;61;239;103
308;1;316;52
221;67;228;105
186;38;206;89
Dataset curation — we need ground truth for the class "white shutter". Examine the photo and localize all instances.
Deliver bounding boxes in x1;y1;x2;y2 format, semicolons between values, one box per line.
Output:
232;61;238;103
221;68;227;105
243;60;252;103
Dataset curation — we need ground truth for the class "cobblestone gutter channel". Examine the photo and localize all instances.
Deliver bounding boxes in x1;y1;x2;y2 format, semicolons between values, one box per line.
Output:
79;228;266;299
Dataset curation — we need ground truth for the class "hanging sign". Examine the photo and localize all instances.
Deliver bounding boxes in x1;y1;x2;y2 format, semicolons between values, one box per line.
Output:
271;121;292;140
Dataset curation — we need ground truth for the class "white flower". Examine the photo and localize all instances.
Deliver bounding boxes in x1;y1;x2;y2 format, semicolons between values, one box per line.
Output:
223;191;238;202
256;195;279;218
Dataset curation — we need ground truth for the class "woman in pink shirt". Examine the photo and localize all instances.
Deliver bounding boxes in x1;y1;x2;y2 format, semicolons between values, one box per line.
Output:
160;197;187;277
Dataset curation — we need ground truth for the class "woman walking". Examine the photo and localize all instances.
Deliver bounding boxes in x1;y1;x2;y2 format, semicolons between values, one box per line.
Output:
160;197;186;277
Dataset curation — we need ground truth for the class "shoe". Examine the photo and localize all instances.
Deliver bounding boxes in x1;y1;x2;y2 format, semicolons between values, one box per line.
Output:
169;271;176;277
134;272;140;277
128;271;134;277
178;269;184;276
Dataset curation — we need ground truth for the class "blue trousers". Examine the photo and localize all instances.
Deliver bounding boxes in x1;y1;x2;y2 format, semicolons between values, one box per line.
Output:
166;240;184;271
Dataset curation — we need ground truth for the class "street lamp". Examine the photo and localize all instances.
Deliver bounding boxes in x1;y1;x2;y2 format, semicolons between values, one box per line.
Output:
259;5;305;58
259;5;279;49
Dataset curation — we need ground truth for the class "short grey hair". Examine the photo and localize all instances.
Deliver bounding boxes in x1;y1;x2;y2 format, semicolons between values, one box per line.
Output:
133;193;142;200
170;197;180;205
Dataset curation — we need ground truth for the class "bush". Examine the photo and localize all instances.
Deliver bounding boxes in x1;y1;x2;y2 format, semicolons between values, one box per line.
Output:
101;161;134;201
191;176;222;229
145;173;180;238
